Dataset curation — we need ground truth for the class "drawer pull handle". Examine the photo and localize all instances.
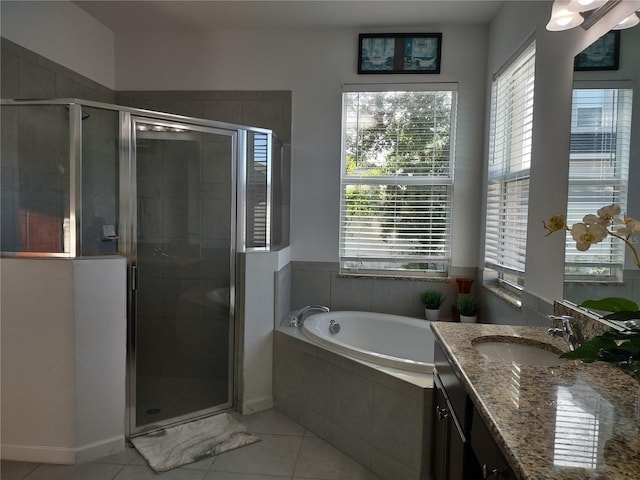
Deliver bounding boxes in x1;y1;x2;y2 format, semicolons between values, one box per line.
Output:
436;405;450;420
482;464;501;479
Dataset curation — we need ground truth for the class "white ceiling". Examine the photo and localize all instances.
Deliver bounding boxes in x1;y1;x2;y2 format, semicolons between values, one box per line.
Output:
73;0;506;32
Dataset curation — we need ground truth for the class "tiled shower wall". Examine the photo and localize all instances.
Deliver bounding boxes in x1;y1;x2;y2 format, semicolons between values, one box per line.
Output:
2;37;293;256
1;39;117;255
1;37;292;145
1;38;114;102
115;90;292;144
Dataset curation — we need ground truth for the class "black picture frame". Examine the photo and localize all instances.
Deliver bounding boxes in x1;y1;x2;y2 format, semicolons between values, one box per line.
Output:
574;30;620;71
358;33;442;74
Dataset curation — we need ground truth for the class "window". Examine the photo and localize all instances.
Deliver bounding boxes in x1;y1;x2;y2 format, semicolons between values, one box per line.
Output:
565;87;633;281
339;86;457;276
484;41;536;290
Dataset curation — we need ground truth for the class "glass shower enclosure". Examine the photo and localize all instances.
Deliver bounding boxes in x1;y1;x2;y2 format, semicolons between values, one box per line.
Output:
0;99;288;436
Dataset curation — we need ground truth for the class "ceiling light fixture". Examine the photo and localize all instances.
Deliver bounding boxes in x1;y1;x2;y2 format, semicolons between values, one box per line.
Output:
612;11;640;29
546;0;585;31
567;0;609;13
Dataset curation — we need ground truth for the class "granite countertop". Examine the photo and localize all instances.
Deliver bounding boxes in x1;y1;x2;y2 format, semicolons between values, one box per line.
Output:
431;322;640;480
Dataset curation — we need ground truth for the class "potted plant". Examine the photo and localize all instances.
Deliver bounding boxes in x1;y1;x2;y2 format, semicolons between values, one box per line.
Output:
420;290;445;321
456;294;479;323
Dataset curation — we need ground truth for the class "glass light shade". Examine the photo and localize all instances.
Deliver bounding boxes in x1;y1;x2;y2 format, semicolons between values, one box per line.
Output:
612;12;640;30
547;0;585;31
567;0;609;13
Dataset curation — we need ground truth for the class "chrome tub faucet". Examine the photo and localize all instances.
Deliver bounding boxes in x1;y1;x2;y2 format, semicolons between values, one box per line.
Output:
287;305;330;327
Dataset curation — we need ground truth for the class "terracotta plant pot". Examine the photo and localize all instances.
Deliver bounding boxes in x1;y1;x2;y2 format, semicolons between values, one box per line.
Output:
455;277;474;294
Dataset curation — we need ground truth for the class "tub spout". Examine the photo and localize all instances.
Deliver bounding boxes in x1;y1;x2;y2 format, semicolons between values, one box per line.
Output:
287;305;330;327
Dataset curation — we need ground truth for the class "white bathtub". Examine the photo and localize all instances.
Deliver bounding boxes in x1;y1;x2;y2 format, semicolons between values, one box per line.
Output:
301;311;434;373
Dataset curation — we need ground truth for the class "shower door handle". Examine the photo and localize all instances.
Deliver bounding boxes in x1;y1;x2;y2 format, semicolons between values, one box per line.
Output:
131;265;138;291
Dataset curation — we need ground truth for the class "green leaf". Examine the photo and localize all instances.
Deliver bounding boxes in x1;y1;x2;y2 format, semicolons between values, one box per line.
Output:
598;348;633;364
602;311;640;321
579;297;639;313
600;329;640;341
560;336;618;362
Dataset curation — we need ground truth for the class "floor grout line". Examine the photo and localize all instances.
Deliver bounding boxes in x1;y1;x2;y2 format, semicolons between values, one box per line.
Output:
289;428;307;480
2;409;384;480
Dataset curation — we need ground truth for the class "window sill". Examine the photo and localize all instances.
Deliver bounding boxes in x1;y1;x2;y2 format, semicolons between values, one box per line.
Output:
338;273;451;283
483;283;522;309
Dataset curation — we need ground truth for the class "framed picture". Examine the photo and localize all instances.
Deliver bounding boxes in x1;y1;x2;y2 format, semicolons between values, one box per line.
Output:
358;33;442;74
574;30;620;71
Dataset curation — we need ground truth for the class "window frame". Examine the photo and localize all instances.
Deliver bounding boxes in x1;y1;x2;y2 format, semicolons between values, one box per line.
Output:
484;40;536;292
564;84;633;282
339;83;458;277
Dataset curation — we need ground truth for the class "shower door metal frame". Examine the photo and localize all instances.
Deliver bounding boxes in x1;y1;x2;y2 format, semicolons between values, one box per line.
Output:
122;113;244;437
0;97;277;438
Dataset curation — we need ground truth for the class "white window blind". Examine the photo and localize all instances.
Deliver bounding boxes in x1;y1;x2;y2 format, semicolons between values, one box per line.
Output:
553;386;602;469
565;87;633;281
484;41;536;288
340;88;456;276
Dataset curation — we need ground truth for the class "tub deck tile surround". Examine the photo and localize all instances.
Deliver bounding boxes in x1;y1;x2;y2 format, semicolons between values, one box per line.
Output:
431;321;640;480
273;328;432;480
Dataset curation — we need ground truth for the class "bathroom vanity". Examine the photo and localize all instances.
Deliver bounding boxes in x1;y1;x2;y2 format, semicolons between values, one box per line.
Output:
431;322;640;479
432;340;515;480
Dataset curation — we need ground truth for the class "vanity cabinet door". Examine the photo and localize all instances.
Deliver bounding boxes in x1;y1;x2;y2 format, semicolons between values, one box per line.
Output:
471;409;517;480
432;373;466;480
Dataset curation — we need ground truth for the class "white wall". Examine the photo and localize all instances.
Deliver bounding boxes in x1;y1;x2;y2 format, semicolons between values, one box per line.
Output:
0;258;126;464
73;258;127;462
4;0;639;434
3;1;638;300
115;25;489;268
240;248;291;414
1;259;76;462
0;1;115;89
485;1;640;313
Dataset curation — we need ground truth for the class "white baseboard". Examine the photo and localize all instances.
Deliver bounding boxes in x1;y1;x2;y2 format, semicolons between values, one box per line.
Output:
1;436;125;465
75;435;125;463
1;443;76;465
241;395;274;414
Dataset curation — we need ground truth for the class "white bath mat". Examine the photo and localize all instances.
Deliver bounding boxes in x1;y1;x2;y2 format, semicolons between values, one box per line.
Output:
130;413;260;472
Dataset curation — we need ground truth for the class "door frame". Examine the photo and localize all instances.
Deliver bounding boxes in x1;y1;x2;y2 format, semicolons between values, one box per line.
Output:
120;113;240;437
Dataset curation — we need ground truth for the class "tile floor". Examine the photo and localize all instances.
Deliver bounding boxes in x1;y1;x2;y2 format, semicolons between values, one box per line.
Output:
1;408;382;480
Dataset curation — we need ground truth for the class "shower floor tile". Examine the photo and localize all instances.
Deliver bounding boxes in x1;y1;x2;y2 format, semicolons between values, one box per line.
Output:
135;375;229;427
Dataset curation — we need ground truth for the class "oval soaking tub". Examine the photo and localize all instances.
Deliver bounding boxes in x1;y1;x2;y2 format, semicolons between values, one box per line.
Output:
301;311;434;373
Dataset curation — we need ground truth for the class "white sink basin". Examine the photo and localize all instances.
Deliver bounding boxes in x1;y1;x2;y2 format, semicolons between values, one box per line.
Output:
473;337;567;366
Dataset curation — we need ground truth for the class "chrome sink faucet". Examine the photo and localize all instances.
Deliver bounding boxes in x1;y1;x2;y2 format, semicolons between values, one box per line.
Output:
287;305;330;327
548;315;584;351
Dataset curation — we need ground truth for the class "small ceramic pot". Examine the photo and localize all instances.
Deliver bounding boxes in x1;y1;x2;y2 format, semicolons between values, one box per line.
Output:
425;308;440;321
460;314;477;324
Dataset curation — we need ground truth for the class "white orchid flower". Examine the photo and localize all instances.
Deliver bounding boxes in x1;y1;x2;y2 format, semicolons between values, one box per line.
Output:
543;214;567;235
595;204;621;226
570;222;608;251
616;216;640;237
545;204;640;269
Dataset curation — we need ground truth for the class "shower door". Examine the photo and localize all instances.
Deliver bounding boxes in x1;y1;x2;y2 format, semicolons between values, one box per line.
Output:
127;117;237;435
